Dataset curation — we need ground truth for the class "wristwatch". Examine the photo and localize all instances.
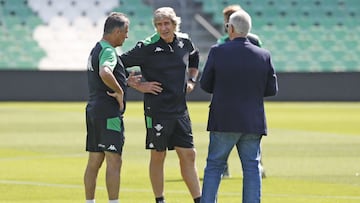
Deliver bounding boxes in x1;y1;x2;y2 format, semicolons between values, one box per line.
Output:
188;77;197;84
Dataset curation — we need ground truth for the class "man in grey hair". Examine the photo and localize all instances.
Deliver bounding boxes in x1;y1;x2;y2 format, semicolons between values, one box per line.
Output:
122;7;201;203
200;9;278;203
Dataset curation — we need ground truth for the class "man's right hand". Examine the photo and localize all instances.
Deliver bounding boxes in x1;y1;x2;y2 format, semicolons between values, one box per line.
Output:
127;72;163;95
107;91;124;111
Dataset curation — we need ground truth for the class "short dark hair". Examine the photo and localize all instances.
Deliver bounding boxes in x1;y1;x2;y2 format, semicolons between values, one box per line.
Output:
103;12;129;34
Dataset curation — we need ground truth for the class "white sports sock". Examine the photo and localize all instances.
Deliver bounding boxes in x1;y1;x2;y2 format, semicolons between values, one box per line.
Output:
86;200;95;203
109;200;119;203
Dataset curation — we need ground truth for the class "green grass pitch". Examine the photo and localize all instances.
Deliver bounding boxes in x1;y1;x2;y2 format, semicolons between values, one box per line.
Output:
0;102;359;203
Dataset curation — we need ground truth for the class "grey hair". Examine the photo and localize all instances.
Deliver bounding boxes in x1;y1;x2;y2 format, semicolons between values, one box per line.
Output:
153;7;181;32
229;10;251;36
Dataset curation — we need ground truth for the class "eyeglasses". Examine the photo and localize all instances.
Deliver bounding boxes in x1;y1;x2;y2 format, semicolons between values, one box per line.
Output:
225;23;233;30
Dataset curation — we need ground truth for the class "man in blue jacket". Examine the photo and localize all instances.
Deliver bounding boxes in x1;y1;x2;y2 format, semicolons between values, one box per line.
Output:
218;4;265;179
200;9;278;203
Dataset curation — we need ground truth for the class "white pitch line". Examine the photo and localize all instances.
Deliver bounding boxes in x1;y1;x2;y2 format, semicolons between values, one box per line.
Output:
0;153;86;161
263;193;360;200
0;180;85;189
1;180;360;200
0;180;151;193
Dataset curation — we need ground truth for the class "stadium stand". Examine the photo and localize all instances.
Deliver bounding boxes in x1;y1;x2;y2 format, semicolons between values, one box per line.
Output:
29;0;119;70
0;0;45;69
0;0;153;70
113;0;154;52
196;0;360;72
0;0;359;72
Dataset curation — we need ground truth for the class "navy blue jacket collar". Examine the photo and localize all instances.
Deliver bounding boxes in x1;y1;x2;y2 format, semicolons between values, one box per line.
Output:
232;37;249;43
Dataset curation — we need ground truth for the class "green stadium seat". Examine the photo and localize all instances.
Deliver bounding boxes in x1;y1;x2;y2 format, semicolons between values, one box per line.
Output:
1;0;359;72
24;16;43;28
0;9;44;69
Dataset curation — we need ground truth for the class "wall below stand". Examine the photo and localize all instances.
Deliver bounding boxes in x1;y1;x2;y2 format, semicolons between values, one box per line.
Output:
0;71;359;102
